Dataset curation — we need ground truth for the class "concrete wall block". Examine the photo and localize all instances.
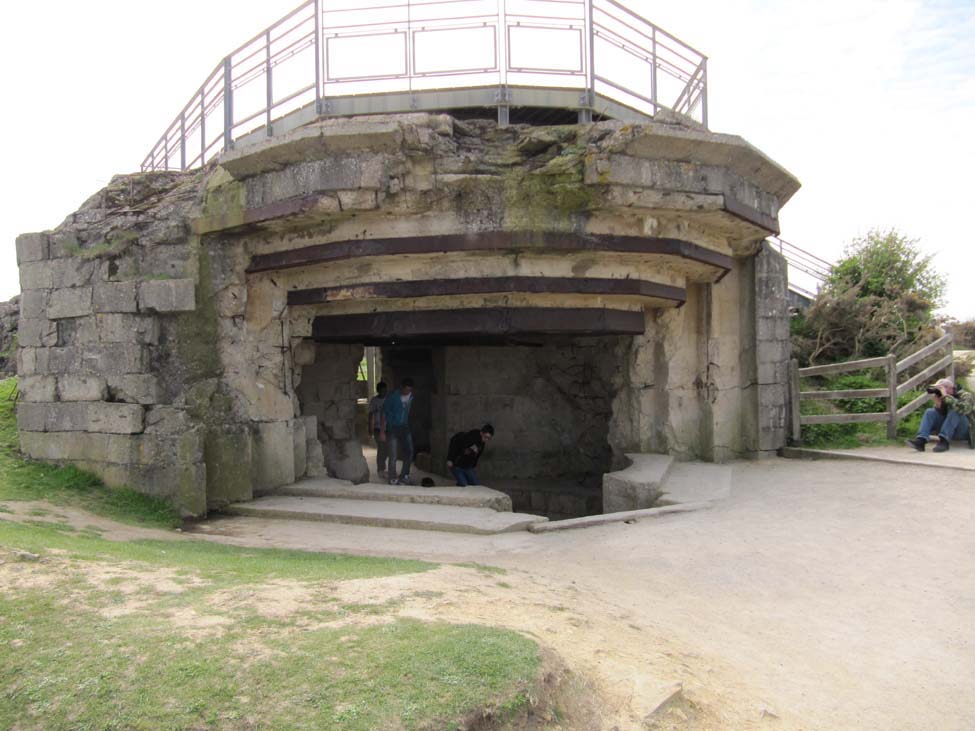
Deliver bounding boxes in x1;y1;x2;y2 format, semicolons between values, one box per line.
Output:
19;290;50;319
18;401;144;434
48;287;93;319
93;281;139;313
59;375;108;402
205;427;254;507
86;402;145;434
139;278;196;313
96;314;160;344
17;403;49;432
19;262;54;291
51;258;97;289
144;406;192;434
106;375;160;404
18;376;57;402
293;419;307;481
252;420;296;492
17;318;58;348
16;233;50;263
19;431;109;463
83;344;147;376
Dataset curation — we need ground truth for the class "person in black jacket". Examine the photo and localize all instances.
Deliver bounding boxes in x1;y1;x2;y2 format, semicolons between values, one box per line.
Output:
446;424;494;486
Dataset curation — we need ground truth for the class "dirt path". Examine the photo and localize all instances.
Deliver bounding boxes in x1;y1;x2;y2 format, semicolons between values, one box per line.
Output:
5;457;975;730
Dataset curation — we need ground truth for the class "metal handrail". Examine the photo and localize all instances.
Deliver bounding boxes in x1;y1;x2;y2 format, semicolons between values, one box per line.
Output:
141;0;709;172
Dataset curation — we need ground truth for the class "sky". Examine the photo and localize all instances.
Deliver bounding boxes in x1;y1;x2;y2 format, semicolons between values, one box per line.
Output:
1;0;973;317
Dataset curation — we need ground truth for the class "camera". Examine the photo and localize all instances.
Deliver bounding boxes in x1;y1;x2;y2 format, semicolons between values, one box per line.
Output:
927;386;944;397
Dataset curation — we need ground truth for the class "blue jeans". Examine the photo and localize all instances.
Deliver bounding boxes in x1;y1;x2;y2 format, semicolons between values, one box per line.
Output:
386;425;413;480
917;408;970;441
451;466;478;486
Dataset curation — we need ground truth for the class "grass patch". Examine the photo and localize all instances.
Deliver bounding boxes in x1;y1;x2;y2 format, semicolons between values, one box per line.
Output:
0;590;539;731
0;520;432;586
0;521;538;730
0;378;180;528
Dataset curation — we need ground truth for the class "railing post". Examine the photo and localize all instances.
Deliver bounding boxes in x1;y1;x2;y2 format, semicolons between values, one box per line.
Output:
790;358;802;444
265;30;273;137
179;112;186;171
886;353;898;439
222;56;234;152
946;333;955;382
701;58;709;128
650;26;657;112
200;92;206;166
314;0;322;115
580;0;595;123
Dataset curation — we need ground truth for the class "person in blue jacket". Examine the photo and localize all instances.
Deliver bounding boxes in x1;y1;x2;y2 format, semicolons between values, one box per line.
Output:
379;377;414;485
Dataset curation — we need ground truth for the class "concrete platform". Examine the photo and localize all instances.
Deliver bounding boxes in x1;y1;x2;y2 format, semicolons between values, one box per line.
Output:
273;476;513;512
224;495;548;534
657;463;733;505
782;445;975;472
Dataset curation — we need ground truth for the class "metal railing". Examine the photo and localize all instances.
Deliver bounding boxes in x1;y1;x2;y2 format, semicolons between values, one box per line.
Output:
789;333;956;443
141;0;708;172
770;235;833;303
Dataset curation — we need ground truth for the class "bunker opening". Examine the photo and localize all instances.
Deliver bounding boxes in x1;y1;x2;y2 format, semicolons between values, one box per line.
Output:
295;310;639;520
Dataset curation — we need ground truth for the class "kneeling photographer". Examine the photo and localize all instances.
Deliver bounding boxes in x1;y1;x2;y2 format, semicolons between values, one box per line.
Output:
906;378;974;452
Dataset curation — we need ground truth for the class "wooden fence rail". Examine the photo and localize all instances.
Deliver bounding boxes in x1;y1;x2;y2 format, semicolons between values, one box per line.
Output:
789;333;955;443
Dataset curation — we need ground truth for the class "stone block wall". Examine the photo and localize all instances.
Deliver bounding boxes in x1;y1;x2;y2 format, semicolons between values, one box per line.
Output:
295;343;369;483
432;342;623;482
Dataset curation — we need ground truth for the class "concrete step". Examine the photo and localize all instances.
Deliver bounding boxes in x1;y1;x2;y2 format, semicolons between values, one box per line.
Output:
224;495;548;534
273;477;513;512
657;463;732;506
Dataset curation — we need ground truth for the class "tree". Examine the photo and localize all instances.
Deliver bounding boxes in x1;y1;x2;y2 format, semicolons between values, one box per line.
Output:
792;229;947;365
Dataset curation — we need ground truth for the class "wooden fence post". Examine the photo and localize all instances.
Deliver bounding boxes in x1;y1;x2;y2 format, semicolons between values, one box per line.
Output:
886;353;898;439
789;359;801;444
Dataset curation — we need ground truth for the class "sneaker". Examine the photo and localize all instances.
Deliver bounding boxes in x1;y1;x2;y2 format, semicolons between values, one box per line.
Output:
388;478;399;485
398;475;412;486
933;437;950;453
906;437;926;452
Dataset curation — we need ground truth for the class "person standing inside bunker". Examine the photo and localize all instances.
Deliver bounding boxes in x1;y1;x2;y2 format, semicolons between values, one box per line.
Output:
446;424;494;486
368;381;388;477
380;377;414;485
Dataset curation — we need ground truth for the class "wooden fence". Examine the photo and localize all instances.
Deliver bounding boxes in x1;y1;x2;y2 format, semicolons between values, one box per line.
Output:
789;333;955;443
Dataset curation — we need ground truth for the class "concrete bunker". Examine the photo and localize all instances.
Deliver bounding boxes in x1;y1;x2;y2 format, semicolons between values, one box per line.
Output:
15;113;798;517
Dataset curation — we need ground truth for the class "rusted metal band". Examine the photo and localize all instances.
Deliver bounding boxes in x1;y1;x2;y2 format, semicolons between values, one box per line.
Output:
288;276;686;306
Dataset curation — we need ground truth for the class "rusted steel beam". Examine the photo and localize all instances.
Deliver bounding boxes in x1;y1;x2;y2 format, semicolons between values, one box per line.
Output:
288;276;686;306
310;307;646;342
247;232;733;274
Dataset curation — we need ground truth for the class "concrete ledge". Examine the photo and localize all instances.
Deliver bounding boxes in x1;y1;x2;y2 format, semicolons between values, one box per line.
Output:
224;495;547;534
529;502;711;533
274;478;513;512
602;453;674;513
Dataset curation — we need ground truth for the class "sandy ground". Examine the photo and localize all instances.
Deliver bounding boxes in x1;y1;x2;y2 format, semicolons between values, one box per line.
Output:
4;457;975;730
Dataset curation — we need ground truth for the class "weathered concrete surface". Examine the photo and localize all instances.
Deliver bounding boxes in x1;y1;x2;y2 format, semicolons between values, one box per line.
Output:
275;476;514;512
602;453;673;513
782;445;975;471
0;296;18;376
191;458;975;731
529;502;710;533
14;112;798;516
224;495;547;534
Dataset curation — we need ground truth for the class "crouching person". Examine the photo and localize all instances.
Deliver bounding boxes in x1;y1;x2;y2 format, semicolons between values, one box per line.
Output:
906;378;973;453
447;424;494;486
